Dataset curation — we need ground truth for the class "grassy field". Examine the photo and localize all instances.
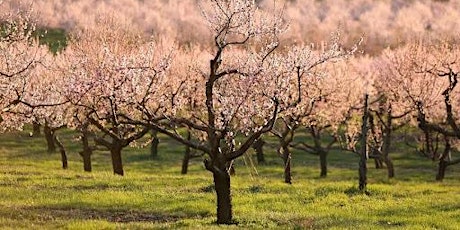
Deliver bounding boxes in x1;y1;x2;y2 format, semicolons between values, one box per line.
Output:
0;128;459;229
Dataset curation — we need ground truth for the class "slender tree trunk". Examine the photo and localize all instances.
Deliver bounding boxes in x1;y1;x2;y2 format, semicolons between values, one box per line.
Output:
150;129;159;159
181;131;192;174
213;170;232;224
181;145;192;174
54;135;67;169
32;121;41;137
110;145;124;176
319;150;328;177
181;151;191;175
281;145;292;184
253;138;265;164
359;94;369;192
44;123;56;153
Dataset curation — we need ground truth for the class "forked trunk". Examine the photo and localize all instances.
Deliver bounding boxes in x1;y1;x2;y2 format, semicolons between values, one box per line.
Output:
213;170;232;224
319;151;328;177
110;146;124;176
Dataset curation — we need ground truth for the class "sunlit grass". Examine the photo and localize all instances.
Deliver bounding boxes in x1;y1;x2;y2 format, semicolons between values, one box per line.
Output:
0;128;459;229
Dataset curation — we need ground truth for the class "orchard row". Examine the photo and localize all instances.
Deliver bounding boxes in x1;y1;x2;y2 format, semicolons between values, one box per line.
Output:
1;1;459;224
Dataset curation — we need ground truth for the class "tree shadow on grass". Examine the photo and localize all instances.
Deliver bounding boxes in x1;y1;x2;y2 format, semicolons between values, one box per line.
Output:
6;206;189;223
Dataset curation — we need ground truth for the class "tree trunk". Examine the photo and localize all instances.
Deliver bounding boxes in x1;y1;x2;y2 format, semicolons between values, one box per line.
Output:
436;160;448;181
253;138;265;164
82;151;92;172
384;156;395;178
44;123;56;153
32;121;41;137
150;129;159;159
382;112;395;178
319;150;328;177
374;158;383;169
359;94;369;192
182;130;192;174
110;146;124;176
281;145;292;184
80;128;92;172
54;135;67;169
204;156;233;225
213;170;232;224
182;146;191;175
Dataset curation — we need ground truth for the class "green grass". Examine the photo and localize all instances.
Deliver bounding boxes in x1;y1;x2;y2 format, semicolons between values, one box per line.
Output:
0;128;459;229
35;28;67;54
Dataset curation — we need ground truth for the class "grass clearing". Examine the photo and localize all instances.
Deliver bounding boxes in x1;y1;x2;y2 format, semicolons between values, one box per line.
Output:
0;128;459;229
